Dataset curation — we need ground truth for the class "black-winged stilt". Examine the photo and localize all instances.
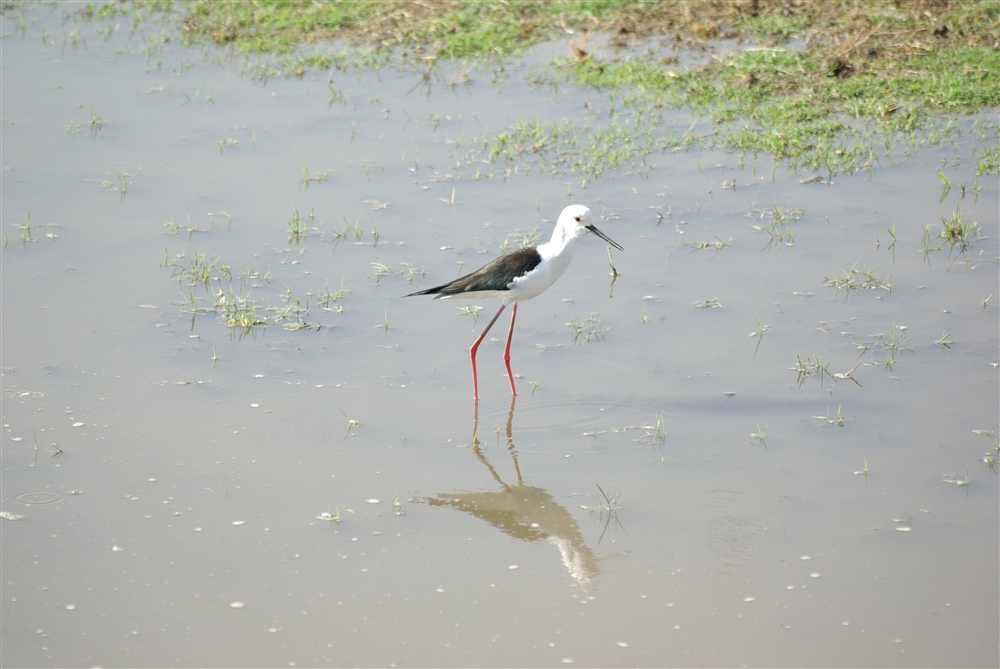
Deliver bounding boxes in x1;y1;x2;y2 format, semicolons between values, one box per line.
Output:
407;204;623;398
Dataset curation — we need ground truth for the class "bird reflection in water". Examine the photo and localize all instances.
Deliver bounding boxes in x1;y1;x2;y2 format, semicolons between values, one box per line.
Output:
425;397;600;593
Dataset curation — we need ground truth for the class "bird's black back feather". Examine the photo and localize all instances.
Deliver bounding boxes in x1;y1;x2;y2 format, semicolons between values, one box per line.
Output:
406;247;543;297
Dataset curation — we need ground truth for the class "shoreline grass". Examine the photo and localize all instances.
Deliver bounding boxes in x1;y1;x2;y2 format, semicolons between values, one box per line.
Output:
71;0;999;176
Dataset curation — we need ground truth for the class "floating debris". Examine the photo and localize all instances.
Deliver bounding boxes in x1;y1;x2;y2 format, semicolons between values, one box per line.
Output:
942;469;971;487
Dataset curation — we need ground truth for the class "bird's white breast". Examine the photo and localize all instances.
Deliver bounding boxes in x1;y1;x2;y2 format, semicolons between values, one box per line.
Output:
508;243;576;302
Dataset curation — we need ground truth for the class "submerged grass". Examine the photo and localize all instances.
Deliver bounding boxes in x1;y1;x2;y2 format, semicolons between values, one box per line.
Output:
919;204;984;266
161;246;350;339
567;312;608;344
822;261;893;299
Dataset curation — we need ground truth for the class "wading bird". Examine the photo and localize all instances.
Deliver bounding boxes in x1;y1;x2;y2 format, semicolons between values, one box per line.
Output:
407;204;622;398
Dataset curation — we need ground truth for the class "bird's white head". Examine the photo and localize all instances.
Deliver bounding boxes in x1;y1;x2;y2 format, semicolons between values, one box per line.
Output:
556;204;593;240
551;204;624;252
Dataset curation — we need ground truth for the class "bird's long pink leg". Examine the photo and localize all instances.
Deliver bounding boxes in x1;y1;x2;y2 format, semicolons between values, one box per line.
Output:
503;303;518;395
470;304;507;399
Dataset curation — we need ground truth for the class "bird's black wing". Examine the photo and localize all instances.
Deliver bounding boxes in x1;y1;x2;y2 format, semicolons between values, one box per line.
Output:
406;247;543;297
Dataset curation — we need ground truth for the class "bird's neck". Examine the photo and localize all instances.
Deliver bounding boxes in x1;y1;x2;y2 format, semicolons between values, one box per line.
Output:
538;226;579;259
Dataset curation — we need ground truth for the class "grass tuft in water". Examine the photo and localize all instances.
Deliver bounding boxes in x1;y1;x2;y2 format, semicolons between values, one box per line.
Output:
749;314;771;358
594;483;625;543
567;313;608;344
822;261;892;299
318;279;350;315
683;236;730;255
935;205;981;258
644;410;667;448
748;204;802;251
794;353;831;388
300;166;331;189
99;168;138;203
878;324;912;371
854;457;870;478
751;421;768;450
457;305;482;326
814;403;845;427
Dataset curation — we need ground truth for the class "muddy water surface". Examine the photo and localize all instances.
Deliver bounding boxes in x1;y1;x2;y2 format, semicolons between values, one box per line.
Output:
2;6;998;668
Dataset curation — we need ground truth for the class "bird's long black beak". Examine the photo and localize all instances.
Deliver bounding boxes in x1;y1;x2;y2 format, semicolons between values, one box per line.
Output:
586;224;624;251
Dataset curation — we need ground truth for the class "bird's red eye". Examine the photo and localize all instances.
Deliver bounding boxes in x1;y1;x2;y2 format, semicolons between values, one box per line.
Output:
574;216;581;222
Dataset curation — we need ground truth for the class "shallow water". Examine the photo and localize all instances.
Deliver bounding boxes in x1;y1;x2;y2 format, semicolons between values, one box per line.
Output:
2;5;998;668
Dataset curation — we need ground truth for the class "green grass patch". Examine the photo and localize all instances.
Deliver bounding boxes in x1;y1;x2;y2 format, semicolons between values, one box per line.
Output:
156;0;649;58
74;0;1000;174
177;1;383;55
550;27;1000;172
